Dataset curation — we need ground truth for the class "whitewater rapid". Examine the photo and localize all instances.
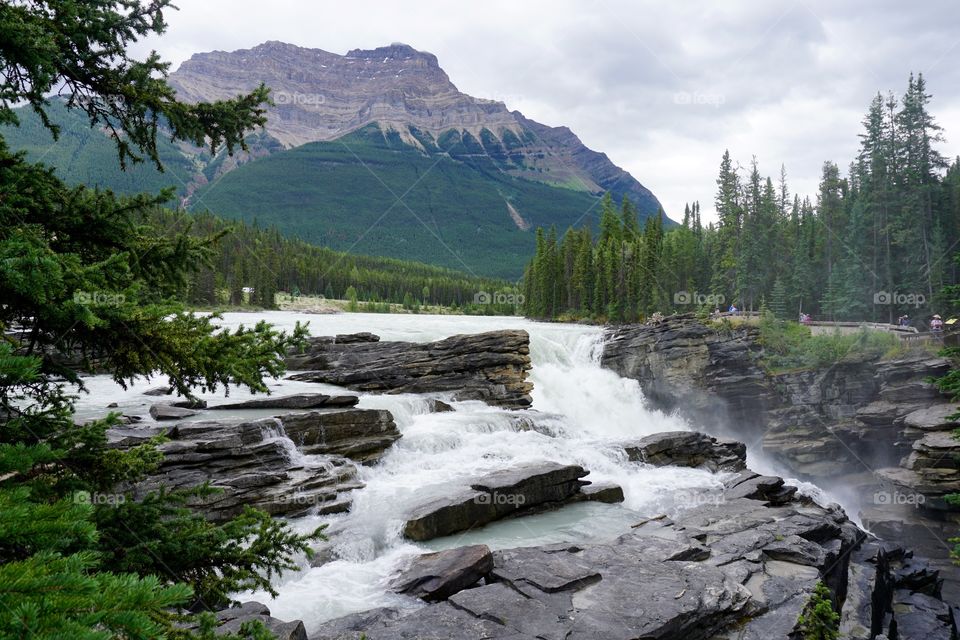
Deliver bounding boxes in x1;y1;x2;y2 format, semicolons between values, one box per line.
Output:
70;312;734;631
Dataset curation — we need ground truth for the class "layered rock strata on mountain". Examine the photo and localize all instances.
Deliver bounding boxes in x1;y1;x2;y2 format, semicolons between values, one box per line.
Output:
168;41;660;212
286;330;533;409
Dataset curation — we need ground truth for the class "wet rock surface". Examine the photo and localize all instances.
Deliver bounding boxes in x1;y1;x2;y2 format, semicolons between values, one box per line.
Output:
285;330;533;409
390;544;494;601
278;409;400;463
401;462;601;541
111;416;369;522
314;468;959;640
622;430;747;472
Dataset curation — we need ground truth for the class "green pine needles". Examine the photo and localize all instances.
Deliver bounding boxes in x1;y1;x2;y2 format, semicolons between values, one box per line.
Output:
0;1;325;637
796;582;840;640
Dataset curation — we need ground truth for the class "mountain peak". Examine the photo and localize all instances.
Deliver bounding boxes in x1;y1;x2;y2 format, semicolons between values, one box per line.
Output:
167;41;663;218
345;42;437;66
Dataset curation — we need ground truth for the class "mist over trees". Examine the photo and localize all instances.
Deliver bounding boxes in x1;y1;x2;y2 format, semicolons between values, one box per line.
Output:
524;73;960;325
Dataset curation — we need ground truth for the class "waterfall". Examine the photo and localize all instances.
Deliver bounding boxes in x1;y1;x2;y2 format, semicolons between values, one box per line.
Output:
227;313;728;632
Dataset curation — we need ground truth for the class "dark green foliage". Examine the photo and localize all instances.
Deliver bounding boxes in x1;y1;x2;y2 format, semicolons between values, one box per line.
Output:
0;0;268;169
190;124;607;279
0;2;320;637
94;489;322;610
524;74;960;325
796;582;839;640
148;209;517;313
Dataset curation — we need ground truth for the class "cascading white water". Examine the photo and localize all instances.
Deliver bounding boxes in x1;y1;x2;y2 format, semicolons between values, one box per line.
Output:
204;313;730;632
69;311;787;632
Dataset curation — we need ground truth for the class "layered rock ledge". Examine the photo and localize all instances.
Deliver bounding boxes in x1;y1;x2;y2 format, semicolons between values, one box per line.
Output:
402;462;622;541
622;430;747;472
110;407;401;521
285;330;533;409
314;468;959;639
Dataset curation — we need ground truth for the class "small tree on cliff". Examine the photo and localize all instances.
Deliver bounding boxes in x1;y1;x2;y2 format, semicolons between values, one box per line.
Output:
0;1;318;637
796;582;840;640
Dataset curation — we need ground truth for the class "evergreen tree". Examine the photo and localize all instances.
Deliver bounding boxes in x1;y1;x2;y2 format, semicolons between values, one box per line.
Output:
0;2;320;637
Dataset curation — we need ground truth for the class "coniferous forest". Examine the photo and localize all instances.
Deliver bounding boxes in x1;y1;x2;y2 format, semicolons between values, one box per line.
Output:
149;210;518;313
523;74;960;326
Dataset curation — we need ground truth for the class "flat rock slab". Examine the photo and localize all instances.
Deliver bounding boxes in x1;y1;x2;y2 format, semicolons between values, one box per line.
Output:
390;544;493;601
402;462;590;541
286;330;533;409
903;404;959;431
209;393;359;410
622;430;747;472
149;404;199;420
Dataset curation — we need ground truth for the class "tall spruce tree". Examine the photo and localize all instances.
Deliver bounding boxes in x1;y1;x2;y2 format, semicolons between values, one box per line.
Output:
0;2;321;638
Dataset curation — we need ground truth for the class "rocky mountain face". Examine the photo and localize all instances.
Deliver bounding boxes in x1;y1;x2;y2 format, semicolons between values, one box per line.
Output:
167;41;661;216
601;315;960;600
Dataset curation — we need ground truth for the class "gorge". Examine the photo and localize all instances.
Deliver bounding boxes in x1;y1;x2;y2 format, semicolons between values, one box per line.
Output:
86;312;959;639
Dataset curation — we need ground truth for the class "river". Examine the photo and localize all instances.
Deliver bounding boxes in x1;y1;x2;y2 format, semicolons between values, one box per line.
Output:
71;311;825;633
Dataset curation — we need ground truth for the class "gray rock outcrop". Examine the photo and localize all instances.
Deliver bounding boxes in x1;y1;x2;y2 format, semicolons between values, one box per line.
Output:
314;467;959;639
112;415;386;522
279;409;400;463
402;463;621;541
286;330;533;409
622;430;747;472
210;601;307;640
601;315;960;598
389;544;494;602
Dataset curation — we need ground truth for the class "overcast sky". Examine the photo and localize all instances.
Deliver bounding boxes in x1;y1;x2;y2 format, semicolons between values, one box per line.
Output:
135;0;960;222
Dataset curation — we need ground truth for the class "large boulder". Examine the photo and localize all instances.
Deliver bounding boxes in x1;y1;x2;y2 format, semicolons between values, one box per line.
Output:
286;330;533;409
149;404;198;421
622;431;746;472
389;544;493;601
278;409;400;463
402;463;596;541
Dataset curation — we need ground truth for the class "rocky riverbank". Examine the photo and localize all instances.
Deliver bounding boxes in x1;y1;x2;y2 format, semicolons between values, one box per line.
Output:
601;314;960;599
100;324;959;637
312;438;958;639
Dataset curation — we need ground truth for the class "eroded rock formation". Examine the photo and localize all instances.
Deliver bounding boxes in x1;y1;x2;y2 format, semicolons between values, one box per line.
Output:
601;314;960;599
286;330;533;409
314;466;959;640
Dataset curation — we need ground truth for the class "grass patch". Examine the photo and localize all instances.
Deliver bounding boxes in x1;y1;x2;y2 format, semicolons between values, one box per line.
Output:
758;313;905;372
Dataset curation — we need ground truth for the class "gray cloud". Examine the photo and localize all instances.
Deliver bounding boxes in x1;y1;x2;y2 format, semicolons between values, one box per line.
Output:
134;0;960;221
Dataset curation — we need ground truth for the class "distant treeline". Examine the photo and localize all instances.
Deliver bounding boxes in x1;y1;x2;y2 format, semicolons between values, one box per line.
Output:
149;210;521;313
524;73;960;324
